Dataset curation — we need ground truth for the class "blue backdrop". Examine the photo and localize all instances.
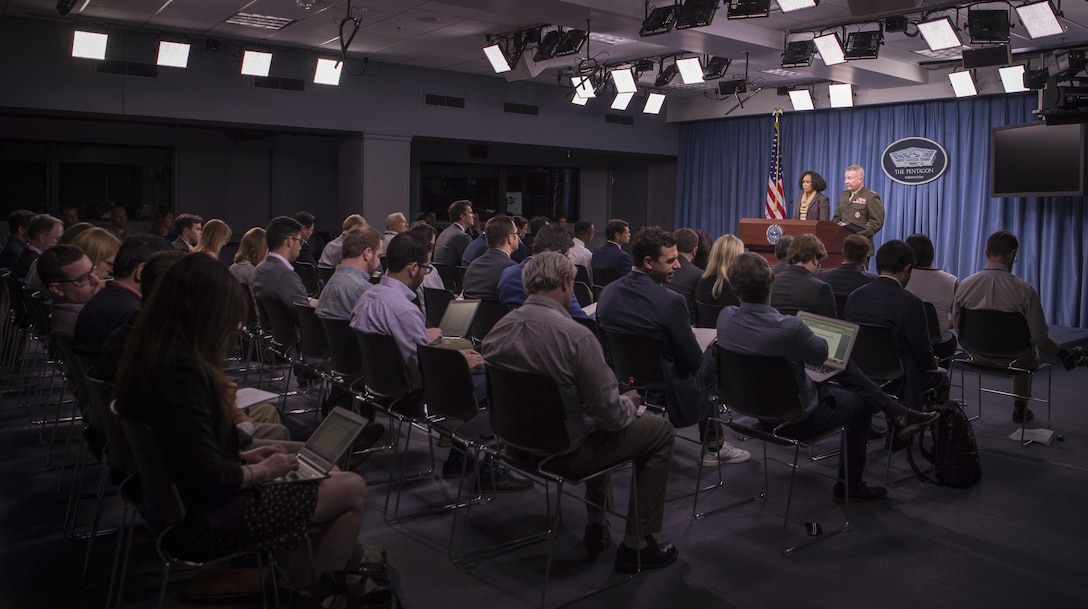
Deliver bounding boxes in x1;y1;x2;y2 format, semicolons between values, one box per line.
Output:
676;94;1088;328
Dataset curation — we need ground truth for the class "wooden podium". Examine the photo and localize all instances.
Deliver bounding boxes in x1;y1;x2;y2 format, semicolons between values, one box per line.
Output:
738;219;856;269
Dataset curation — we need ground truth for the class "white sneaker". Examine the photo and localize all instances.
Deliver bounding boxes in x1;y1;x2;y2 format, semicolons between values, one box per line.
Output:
702;442;751;466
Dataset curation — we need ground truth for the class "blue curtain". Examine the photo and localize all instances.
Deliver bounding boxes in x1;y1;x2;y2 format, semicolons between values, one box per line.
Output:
676;95;1088;328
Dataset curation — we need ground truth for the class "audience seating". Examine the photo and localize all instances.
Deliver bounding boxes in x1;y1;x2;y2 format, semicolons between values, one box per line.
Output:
294;261;322;297
695;300;724;329
573;281;593;307
423;287;456;328
468;298;507;343
432;263;460;294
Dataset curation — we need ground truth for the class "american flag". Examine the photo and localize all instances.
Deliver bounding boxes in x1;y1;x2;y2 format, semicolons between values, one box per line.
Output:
765;110;787;219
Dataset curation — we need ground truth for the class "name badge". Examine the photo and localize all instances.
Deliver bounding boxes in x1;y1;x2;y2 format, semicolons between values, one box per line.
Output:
855;198;867;205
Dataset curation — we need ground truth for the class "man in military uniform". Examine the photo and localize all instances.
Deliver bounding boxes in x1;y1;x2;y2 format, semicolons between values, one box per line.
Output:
832;165;884;240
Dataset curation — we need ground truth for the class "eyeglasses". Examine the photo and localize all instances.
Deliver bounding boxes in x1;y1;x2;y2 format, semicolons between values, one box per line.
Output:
289;236;308;246
53;266;98;287
415;262;435;275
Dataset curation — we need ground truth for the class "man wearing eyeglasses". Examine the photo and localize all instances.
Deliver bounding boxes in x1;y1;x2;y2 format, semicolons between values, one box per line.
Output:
37;244;103;338
252;216;319;319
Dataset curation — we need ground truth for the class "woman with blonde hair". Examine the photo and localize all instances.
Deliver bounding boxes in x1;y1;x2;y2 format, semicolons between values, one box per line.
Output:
71;226;122;281
696;234;743;308
229;227;267;287
194;218;232;259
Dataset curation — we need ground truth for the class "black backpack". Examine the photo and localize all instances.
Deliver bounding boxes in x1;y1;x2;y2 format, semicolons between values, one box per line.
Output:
906;400;982;488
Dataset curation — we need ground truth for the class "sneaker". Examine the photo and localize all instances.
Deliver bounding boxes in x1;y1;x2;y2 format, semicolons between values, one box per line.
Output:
614;535;678;574
475;461;533;493
582;522;612;559
699;419;725;453
832;481;888;504
701;442;751;466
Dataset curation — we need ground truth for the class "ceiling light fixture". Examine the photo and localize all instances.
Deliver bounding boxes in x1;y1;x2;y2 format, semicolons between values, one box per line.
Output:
814;33;846;66
676;0;721;29
483;43;512;73
570;90;589;106
554;29;588;57
778;0;819;12
968;9;1011;44
703;56;731;80
241;50;273;76
829;83;853;107
782;40;817;68
655;63;679;87
727;0;771;19
919;17;962;51
948;71;977;97
314;58;343;85
640;4;680;36
845;30;883;60
999;65;1029;93
611;67;638;93
611;91;635;110
643;92;666;114
72;30;108;60
572;75;596;99
1016;1;1064;39
156;40;190;68
676;57;705;84
789;89;815;111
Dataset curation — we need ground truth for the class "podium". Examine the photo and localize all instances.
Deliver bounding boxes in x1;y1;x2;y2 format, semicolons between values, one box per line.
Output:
738;219;856;269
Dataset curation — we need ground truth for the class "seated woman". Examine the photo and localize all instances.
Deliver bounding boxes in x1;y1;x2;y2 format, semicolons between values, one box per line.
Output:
696;234;743;309
229;227;267;287
72;227;122;281
905;233;959;360
113;254;366;596
194;218;232;260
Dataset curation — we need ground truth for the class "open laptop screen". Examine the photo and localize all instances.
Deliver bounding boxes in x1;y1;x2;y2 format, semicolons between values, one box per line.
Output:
798;314;857;365
439;300;479;338
304;409;364;465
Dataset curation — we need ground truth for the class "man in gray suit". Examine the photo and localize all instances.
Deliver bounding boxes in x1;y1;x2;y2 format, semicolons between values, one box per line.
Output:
171;213;203;252
769;233;837;318
252;216;318;318
462;216;519;300
433;199;475;267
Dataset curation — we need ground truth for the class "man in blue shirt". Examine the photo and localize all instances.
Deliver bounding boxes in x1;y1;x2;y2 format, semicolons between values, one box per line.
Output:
316;227;382;321
498;224;591;318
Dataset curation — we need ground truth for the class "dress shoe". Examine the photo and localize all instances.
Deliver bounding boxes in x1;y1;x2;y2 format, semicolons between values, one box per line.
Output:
614;535;678;574
582;522;612;559
1061;346;1086;371
892;409;941;440
347;423;386;469
832;481;888;504
475;461;533;492
1012;405;1035;423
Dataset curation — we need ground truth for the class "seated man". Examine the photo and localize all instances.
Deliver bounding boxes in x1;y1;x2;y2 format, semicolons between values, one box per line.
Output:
497;224;591;318
1;209;34;270
770;234;793;277
666;228;703;321
954;230;1086;422
38;244;103;338
568;219;594;282
293;211;319;266
591;219;633;280
461;216;518;300
170;213;202;253
433;199;475;267
819;234;876;296
15;213;63;282
769;233;837;318
315;227;382;321
597;226;749;466
252;216;319;314
718;253;939;503
318;214;367;268
482;252;678;572
350;230;531;492
845;240;950;409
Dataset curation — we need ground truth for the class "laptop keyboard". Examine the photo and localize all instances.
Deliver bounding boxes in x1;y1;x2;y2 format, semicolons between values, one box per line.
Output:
806;363;833;375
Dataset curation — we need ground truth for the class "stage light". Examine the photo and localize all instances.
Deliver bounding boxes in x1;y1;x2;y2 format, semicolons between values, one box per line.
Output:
948;71;977;97
968;9;1011;44
778;0;819;12
703;56;731;80
611;92;635;110
72;30;107;60
999;65;1028;93
554;29;588;57
789;89;814;111
919;17;962;51
782;40;817;68
156;41;190;68
643;92;666;114
829;83;853;107
727;0;770;19
845;31;883;60
1016;2;1063;39
484;43;511;73
241;50;272;76
572;75;596;99
676;57;704;84
611;67;638;94
640;5;680;36
534;29;561;61
570;91;589;106
314;58;342;85
655;63;678;87
814;33;845;66
676;0;720;29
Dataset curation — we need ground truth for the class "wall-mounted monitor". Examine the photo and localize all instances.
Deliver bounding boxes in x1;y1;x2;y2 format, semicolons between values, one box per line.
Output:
991;121;1087;198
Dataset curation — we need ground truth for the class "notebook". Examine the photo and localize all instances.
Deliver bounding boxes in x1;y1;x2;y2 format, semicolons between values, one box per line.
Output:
797;311;860;383
269;406;367;484
431;299;479;344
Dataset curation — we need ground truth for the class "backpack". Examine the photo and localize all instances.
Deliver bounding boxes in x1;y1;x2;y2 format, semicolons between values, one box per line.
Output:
906;400;982;488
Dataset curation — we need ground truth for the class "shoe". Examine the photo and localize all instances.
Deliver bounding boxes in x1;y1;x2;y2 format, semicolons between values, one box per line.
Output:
892;410;941;440
475;462;533;493
868;423;887;440
582;522;612;559
442;454;476;479
832;481;888;504
1012;405;1035;423
1060;346;1085;371
347;423;386;469
699;420;725;453
701;442;751;466
614;535;678;573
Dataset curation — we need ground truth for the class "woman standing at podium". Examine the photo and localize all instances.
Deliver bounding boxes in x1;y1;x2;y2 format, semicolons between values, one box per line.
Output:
791;170;830;221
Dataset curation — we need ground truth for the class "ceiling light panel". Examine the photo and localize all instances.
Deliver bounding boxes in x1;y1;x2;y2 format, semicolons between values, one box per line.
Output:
919;17;962;51
72;31;108;60
483;44;510;73
778;0;819;12
611;68;638;94
241;50;273;76
789;89;814;111
314;58;342;85
999;65;1028;93
676;57;704;84
157;41;190;68
814;33;845;66
948;71;977;97
1016;2;1064;39
829;83;853;107
643;92;666;114
611;92;635;110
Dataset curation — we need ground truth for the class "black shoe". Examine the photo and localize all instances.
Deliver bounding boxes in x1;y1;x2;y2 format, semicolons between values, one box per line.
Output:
699;420;725;454
832;482;888;504
892;410;941;440
475;463;533;493
1012;405;1035;423
1060;346;1085;371
347;423;386;469
614;535;678;574
442;454;476;479
582;523;612;559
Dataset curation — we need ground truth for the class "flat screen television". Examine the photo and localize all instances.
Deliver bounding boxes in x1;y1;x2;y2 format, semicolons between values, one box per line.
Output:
990;121;1087;197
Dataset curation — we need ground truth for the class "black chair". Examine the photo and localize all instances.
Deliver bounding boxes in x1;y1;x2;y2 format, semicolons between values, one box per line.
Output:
316;265;335;284
293;304;333;408
703;346;850;555
954;308;1051;445
472;363;639;608
294;261;322;297
253;295;302;412
597;327;667;398
695;300;724;329
321;317;365;391
468;298;507;342
573;281;593;307
590;267;621;300
432;263;460;293
851;323;906;392
573;264;591;286
834;293;850;319
423;287;456;328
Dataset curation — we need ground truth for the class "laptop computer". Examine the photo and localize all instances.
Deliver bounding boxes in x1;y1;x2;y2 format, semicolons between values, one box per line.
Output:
431;299;479;345
270;406;368;483
797;311;860;383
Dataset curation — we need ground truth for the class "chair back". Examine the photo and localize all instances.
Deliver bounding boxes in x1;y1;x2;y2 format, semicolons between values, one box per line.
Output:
432;263;460;293
4;272;27;326
355;331;420;416
119;418;185;531
423;287;456;328
317;266;335;284
574;264;591;286
294;304;331;360
85;373;134;484
716;346;804;423
591;268;621;289
418;345;479;422
469;298;507;342
695;300;724;329
25;289;53;338
294;261;322;297
834;293;849;319
597;327;666;390
322;317;364;381
922;302;943;345
240;283;262;333
254;293;299;348
573;281;593;307
957;308;1035;359
486;364;570;455
851;323;905;386
572;315;597;338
